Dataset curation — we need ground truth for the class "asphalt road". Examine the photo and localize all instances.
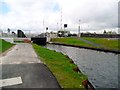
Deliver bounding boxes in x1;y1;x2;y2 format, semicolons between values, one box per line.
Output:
0;43;61;89
2;63;60;88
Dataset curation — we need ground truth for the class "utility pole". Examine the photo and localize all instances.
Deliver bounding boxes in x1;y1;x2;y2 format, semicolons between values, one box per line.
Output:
60;8;63;30
57;23;59;31
78;20;81;37
43;19;45;37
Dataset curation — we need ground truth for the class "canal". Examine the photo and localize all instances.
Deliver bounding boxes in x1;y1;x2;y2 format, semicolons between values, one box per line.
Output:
45;44;119;88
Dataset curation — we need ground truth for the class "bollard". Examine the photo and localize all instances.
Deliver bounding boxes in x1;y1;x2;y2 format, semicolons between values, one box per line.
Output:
82;79;95;90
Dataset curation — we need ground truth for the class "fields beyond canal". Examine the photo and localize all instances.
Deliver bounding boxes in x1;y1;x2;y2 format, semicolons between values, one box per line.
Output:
32;44;87;88
51;37;120;51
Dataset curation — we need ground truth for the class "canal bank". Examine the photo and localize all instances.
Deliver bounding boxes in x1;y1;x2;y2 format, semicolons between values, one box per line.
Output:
45;44;119;88
32;44;88;88
48;42;120;54
1;39;90;89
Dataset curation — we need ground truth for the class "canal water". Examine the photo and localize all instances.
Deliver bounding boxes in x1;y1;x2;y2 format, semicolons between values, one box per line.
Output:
45;44;119;88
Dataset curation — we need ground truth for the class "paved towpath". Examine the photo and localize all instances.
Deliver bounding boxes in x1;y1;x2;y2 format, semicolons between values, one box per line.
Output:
0;43;61;89
79;38;101;47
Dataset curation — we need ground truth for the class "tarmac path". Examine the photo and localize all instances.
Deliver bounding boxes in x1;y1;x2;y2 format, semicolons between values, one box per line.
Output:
0;43;61;89
79;38;100;47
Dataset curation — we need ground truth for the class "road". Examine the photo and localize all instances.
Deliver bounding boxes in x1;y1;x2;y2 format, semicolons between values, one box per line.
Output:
0;43;61;89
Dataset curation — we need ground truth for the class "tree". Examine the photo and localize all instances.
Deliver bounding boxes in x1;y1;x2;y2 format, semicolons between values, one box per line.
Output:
103;30;117;34
103;30;106;34
8;28;10;34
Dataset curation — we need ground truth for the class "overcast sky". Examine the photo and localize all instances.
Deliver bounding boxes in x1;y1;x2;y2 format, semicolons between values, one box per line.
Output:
0;0;119;34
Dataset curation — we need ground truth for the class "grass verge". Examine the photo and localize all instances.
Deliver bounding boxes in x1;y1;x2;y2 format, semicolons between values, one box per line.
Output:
32;44;87;88
0;39;14;53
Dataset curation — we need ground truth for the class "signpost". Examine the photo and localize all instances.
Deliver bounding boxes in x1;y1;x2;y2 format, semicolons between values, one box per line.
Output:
64;24;67;31
46;27;48;38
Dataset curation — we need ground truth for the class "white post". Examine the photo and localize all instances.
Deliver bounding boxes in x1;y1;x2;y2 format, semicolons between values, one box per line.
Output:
78;26;80;37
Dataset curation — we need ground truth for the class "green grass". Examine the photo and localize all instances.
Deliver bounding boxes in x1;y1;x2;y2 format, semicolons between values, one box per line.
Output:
51;37;120;50
82;37;120;50
32;44;87;88
0;39;14;53
51;37;95;47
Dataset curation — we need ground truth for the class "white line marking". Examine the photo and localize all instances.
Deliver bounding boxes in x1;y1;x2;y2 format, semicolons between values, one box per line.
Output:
0;77;22;87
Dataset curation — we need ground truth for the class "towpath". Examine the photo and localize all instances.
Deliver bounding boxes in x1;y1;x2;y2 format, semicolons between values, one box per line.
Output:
79;38;100;47
0;43;60;89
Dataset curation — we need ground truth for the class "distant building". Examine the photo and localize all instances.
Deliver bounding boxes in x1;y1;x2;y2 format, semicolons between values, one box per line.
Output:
12;31;16;37
48;32;57;38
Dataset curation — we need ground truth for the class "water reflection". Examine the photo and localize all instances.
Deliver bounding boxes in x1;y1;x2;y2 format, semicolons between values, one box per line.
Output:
45;44;119;88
